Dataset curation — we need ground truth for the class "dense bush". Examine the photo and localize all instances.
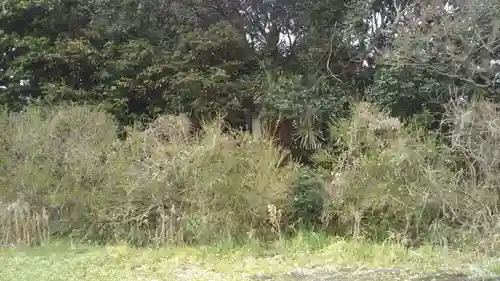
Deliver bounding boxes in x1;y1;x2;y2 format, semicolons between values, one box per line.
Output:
0;104;299;246
314;102;500;248
3;100;500;250
287;168;327;230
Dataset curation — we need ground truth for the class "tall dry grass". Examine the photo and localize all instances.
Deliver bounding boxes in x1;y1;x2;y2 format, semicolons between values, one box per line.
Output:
0;105;298;246
313;101;500;250
442;98;500;250
3;100;500;250
0;201;49;246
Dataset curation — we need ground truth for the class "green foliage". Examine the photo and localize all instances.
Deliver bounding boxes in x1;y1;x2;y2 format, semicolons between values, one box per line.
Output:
369;0;500;124
313;102;500;247
0;0;366;138
170;21;258;115
288;168;327;229
0;0;262;124
3;0;500;252
368;65;447;121
0;105;298;246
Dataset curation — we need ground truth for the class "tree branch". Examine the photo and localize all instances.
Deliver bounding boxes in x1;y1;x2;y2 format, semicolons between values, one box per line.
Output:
326;25;343;84
1;0;9;15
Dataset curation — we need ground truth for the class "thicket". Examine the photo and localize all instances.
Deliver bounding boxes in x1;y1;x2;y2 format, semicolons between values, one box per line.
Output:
2;99;500;252
1;0;500;251
0;104;298;246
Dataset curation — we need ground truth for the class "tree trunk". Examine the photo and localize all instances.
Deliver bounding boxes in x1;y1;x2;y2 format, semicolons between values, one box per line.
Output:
251;114;262;139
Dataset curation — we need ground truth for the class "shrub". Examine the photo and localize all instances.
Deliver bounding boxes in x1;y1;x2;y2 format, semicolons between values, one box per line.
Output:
5;100;500;250
96;118;298;245
314;102;468;244
441;98;500;250
287;168;327;230
0;104;298;246
0;104;119;237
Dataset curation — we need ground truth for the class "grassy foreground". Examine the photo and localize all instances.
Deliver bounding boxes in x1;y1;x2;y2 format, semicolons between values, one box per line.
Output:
1;233;500;281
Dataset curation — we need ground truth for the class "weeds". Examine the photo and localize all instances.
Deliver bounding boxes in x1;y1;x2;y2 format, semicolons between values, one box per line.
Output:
2;100;500;252
0;200;50;246
0;104;298;246
313;101;500;250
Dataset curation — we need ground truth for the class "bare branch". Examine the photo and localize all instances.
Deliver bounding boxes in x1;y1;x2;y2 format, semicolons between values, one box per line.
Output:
1;0;9;15
326;26;343;84
406;62;493;89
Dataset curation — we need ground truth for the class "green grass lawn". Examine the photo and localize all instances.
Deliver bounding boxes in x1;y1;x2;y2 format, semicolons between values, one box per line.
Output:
1;233;499;281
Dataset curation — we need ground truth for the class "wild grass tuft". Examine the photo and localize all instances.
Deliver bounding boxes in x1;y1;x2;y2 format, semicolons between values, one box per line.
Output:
0;104;298;246
312;101;500;251
2;100;500;253
0;200;49;246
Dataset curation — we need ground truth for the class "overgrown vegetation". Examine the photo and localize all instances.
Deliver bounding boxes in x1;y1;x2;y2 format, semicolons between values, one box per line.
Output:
0;104;300;246
1;0;500;265
2;99;500;253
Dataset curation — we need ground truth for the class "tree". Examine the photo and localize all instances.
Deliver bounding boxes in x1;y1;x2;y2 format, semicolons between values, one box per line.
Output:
369;0;500;126
4;0;492;153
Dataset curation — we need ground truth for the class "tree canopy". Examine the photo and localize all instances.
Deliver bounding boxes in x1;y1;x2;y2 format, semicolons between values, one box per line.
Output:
1;0;499;151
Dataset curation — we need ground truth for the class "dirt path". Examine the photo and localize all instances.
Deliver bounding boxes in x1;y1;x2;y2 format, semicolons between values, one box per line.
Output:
247;267;500;281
